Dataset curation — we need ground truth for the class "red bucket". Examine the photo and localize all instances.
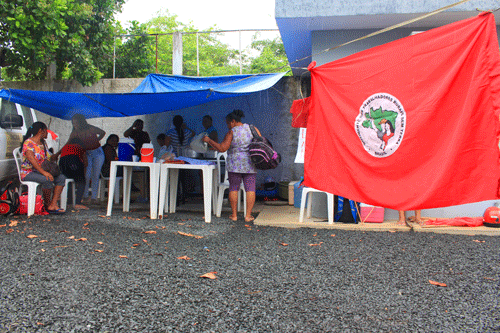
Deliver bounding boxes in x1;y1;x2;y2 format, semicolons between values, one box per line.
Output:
140;143;154;163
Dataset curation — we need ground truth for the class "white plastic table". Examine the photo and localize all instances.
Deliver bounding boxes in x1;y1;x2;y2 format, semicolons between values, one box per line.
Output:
158;163;217;223
106;161;161;219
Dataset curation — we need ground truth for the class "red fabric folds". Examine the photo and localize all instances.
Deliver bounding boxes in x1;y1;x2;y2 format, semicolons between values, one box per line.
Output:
304;13;500;210
290;97;311;128
424;217;483;227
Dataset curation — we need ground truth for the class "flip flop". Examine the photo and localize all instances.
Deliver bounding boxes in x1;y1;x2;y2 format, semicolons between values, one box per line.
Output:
47;208;65;215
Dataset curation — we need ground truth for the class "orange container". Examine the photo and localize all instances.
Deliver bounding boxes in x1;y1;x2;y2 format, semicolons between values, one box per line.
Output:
140;143;154;162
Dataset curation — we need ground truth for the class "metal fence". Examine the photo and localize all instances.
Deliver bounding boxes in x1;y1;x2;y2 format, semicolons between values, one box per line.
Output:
112;29;281;78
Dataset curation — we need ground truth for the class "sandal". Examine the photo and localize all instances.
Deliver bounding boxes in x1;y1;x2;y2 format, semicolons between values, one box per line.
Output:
47;208;65;215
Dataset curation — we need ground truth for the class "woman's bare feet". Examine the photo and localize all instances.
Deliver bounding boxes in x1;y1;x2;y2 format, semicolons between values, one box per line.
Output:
74;204;89;210
396;218;407;226
229;215;237;221
245;215;255;223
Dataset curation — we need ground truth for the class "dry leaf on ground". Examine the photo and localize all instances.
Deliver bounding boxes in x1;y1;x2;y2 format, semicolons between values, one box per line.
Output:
429;280;447;287
97;241;103;245
119;255;128;259
200;272;217;279
143;230;157;234
178;231;203;239
308;242;323;246
95;249;103;253
177;255;192;260
75;238;87;241
9;221;18;227
473;240;485;243
278;241;288;246
26;235;38;239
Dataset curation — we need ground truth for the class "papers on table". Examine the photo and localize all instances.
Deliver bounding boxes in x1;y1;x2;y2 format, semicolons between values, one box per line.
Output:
174;157;216;165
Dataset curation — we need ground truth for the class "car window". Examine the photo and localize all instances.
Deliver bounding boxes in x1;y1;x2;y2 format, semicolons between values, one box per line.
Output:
20;105;34;128
0;98;19;123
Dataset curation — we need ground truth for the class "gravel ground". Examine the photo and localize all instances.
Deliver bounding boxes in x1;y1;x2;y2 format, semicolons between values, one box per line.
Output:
0;204;498;333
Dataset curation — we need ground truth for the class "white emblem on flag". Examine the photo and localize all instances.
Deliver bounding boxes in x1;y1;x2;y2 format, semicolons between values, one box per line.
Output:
355;93;406;158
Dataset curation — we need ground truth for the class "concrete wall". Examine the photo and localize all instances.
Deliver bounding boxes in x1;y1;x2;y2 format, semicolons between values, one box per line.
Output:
1;77;310;186
276;0;500;17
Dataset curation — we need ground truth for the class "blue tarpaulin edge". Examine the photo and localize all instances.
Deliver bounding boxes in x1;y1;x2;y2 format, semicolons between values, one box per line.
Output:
0;72;286;120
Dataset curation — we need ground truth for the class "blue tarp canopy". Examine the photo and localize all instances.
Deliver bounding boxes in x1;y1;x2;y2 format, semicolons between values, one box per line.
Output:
0;72;286;120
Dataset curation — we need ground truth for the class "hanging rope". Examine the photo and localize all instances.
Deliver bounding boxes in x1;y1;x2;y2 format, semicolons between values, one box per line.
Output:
286;0;475;70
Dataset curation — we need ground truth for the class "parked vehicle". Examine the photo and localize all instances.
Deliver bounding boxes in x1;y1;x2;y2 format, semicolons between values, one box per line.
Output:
0;98;58;182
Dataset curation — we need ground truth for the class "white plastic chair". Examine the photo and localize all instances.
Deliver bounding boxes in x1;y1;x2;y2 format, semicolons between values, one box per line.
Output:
215;152;246;217
299;187;334;224
98;173;122;204
14;148;75;215
13;147;40;217
60;178;76;211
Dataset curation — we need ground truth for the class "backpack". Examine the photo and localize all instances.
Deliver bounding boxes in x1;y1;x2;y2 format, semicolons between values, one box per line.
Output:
248;125;281;170
0;181;20;216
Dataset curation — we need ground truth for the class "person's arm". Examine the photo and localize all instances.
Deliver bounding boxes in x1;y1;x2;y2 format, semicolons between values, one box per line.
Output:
103;145;116;164
91;125;106;141
181;122;196;139
208;130;218;143
25;150;53;181
124;124;137;138
83;151;88;169
53;131;75;159
203;130;233;153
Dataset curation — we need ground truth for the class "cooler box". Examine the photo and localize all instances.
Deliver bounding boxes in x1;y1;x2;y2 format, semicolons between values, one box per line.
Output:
118;138;135;161
360;203;385;223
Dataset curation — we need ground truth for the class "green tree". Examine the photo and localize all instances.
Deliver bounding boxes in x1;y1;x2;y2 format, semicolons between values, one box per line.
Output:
105;20;155;78
247;34;291;74
0;0;124;86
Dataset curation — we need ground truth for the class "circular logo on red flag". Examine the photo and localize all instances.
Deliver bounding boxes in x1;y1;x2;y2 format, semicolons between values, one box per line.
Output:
355;93;406;158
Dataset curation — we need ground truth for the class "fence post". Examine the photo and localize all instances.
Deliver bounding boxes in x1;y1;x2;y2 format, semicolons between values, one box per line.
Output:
173;31;183;75
113;36;116;79
239;30;242;74
196;32;200;76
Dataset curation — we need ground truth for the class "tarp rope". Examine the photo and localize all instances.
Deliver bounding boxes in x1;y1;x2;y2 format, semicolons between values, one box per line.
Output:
286;0;478;71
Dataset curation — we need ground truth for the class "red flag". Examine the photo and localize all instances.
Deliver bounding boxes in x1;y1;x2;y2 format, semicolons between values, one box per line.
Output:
304;13;500;210
290;97;311;128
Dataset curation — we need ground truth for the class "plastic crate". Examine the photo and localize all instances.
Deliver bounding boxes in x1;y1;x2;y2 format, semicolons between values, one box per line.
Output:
360;204;384;223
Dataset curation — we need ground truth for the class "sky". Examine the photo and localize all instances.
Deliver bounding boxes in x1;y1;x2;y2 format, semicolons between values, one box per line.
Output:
115;0;280;49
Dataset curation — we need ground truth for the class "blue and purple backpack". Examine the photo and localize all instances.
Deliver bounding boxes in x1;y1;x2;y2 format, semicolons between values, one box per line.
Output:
248;125;281;170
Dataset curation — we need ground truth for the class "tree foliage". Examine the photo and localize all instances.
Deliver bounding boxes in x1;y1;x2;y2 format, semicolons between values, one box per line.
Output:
1;5;290;84
0;0;124;86
247;34;291;75
105;20;155;78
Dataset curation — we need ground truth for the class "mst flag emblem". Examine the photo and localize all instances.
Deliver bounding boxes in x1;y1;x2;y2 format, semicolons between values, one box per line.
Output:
355;93;405;157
